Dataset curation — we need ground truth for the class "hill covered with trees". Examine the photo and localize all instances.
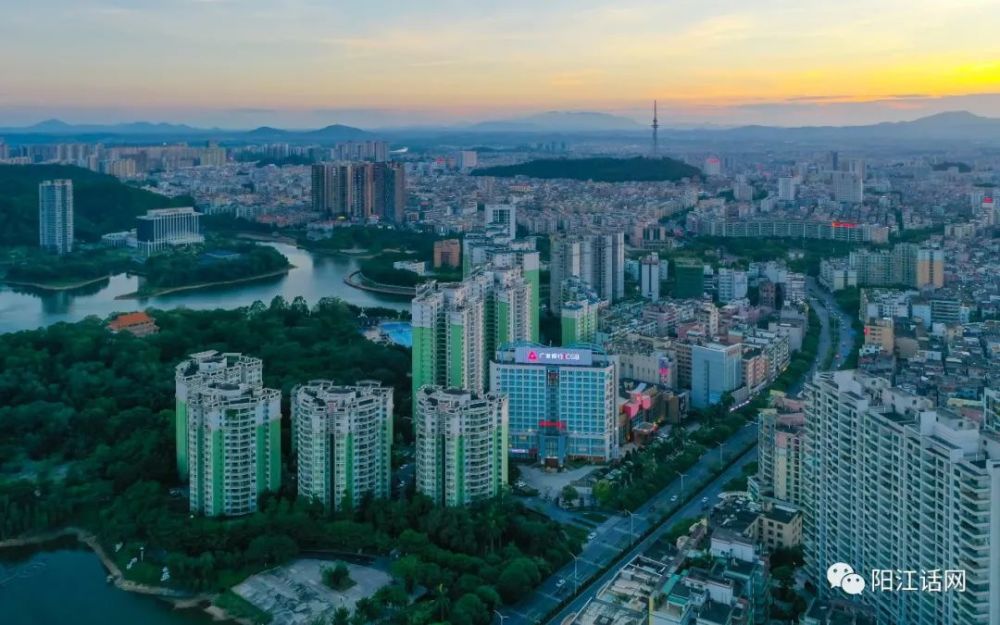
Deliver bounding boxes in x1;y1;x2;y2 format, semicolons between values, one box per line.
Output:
472;156;702;182
0;300;580;625
0;165;189;246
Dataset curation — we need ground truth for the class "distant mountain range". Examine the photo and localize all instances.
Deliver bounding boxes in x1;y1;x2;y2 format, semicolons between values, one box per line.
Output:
467;111;643;132
691;111;1000;143
2;111;1000;145
0;119;372;143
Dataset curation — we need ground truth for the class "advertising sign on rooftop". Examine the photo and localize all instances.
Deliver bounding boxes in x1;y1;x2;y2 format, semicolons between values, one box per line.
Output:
514;346;593;367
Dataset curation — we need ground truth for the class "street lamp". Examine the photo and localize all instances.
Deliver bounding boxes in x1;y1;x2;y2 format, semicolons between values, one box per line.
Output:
567;551;579;593
675;471;687;496
718;441;726;464
494;610;508;625
624;510;635;544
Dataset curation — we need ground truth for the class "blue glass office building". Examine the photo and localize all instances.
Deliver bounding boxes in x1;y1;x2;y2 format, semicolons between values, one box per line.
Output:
491;343;619;466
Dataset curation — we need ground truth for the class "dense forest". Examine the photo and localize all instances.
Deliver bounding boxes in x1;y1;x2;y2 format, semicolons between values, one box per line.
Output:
0;165;190;245
471;156;702;182
0;300;578;625
141;243;291;292
4;248;136;285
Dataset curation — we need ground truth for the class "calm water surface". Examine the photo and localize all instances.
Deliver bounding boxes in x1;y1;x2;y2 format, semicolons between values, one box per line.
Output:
0;543;218;625
0;243;409;334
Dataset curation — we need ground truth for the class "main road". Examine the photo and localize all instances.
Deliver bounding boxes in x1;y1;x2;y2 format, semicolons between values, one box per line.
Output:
497;277;854;625
498;426;759;625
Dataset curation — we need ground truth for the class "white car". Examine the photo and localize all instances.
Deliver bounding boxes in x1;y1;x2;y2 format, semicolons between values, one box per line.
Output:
670;495;678;503
587;532;597;541
556;579;566;588
701;496;709;504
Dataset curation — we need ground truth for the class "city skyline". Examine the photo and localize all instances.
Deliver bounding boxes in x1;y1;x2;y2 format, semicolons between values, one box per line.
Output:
2;0;999;127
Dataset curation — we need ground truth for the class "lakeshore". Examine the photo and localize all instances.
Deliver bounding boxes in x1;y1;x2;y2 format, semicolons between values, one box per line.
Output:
0;529;249;625
114;266;293;300
343;269;417;296
2;274;112;292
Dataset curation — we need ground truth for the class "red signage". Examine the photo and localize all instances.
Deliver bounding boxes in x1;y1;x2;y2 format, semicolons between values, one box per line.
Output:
538;420;566;430
831;221;857;228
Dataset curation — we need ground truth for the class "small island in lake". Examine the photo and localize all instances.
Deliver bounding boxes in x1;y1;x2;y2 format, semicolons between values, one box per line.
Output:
124;242;292;298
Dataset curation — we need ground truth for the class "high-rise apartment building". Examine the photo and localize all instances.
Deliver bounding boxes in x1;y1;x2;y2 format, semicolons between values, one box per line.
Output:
831;171;863;204
561;298;600;345
803;370;1000;625
414;386;508;506
986;388;1000;435
175;351;265;478
849;243;945;289
716;267;748;303
491;344;619;465
640;253;661;302
484;203;517;239
175;351;280;517
549;231;625;313
755;395;806;507
292;381;393;512
915;247;945;288
311;162;336;214
690;342;743;409
462;230;540;342
412;268;533;397
38;179;74;254
777;176;798;202
312;161;406;221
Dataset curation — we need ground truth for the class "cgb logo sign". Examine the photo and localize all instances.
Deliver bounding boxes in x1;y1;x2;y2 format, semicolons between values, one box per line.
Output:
514;346;593;366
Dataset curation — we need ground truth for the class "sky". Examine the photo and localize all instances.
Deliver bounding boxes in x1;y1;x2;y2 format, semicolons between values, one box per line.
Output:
2;0;999;128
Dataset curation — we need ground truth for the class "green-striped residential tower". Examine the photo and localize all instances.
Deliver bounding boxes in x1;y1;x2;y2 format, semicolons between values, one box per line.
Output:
559;277;604;345
292;380;393;512
414;385;508;507
175;351;264;479
183;374;281;517
412;265;533;399
462;227;540;342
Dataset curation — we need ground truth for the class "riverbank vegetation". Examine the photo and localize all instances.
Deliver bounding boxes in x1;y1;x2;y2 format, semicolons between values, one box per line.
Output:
3;247;136;287
0;164;191;246
0;299;578;625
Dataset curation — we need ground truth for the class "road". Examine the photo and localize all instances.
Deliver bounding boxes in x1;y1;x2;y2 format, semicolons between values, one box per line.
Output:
498;423;759;625
496;278;854;625
543;446;759;625
807;278;857;374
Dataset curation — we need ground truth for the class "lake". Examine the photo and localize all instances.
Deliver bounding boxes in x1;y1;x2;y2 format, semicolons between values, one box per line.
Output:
0;243;410;334
0;542;218;625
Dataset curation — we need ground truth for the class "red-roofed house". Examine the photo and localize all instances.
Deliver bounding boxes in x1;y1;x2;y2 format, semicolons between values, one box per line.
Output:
107;311;158;337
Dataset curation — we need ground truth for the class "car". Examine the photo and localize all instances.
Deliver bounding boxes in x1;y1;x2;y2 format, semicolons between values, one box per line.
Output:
556;579;566;588
701;496;709;504
587;532;597;541
670;495;678;503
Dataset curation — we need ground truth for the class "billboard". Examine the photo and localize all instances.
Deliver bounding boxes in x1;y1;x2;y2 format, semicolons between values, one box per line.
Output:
514;346;593;367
